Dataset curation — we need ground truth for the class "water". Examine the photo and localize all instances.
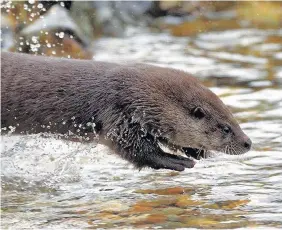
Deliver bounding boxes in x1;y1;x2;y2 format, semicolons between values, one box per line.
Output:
1;26;282;229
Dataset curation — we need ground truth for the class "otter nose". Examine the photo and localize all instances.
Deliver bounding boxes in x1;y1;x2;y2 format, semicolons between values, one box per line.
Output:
243;137;252;150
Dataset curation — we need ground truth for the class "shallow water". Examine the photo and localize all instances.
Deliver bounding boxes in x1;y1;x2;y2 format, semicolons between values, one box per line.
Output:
1;26;282;229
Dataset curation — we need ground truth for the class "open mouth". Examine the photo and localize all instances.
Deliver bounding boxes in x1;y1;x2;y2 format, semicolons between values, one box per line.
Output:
157;137;208;160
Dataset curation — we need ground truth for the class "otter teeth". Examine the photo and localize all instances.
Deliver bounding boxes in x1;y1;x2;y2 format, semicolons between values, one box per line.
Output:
157;141;185;157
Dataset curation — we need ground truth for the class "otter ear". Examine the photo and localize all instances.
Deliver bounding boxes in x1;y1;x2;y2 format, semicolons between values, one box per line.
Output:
192;107;205;119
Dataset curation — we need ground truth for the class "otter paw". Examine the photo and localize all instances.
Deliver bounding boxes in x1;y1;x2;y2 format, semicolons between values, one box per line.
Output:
149;154;196;172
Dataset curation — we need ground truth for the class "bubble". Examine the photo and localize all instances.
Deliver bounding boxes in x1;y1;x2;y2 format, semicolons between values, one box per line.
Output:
28;0;35;4
37;3;43;9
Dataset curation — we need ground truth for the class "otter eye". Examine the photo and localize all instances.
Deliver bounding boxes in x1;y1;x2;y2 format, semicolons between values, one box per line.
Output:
223;126;231;134
192;107;205;119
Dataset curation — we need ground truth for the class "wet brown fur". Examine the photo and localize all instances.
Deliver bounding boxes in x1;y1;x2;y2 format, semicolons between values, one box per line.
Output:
1;52;251;171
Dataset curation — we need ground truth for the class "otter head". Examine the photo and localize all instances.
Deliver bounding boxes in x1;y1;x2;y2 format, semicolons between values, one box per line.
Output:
141;67;252;161
102;65;252;171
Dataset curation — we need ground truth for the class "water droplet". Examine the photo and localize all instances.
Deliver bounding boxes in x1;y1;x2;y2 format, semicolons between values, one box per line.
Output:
31;36;38;43
58;32;64;39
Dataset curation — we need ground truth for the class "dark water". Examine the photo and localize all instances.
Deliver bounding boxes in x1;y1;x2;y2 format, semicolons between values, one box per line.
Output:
1;26;282;229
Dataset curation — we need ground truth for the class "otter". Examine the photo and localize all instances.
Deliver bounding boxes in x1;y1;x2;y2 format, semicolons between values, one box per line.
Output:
1;52;252;171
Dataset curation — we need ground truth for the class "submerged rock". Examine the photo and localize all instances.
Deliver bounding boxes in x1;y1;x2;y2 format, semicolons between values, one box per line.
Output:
135;186;186;195
21;5;91;46
175;195;204;208
13;5;93;59
144;214;167;224
100;200;129;213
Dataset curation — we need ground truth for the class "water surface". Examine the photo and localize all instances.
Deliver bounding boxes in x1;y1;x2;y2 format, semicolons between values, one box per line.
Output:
1;26;282;229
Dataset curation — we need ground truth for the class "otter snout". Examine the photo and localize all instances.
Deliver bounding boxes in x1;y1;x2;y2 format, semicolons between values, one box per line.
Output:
235;134;252;154
242;136;252;151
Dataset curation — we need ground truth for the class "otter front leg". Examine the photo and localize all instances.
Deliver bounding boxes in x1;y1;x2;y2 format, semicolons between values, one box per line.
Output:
143;152;196;171
121;137;196;171
107;120;195;171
